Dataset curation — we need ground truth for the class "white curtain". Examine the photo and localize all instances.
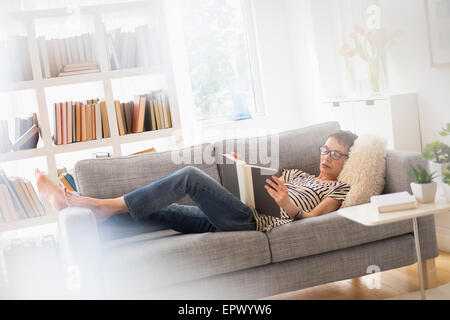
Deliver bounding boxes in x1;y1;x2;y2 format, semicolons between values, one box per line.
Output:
310;0;385;99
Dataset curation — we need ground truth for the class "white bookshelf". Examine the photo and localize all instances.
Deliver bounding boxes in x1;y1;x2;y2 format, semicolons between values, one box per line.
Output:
0;0;185;231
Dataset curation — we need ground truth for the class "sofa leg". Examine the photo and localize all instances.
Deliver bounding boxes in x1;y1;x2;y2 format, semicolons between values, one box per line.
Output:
422;258;438;289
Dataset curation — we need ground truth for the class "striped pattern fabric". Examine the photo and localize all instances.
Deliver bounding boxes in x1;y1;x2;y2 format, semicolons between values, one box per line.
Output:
252;169;351;232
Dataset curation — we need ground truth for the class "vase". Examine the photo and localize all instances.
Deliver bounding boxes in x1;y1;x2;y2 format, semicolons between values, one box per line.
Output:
368;61;381;96
428;161;450;203
410;182;437;204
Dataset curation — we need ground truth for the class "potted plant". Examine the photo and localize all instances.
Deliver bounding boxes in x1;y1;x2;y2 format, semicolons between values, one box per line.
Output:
409;166;438;203
422;123;450;202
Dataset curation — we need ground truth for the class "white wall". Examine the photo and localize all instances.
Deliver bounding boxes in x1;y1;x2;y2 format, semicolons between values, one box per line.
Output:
380;0;450;146
284;0;450;147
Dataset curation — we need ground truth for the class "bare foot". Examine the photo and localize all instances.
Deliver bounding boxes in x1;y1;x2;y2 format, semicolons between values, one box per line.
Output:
35;168;68;211
62;188;127;223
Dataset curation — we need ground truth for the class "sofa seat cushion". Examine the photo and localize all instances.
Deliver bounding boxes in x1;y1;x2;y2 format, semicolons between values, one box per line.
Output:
267;211;414;263
100;230;271;292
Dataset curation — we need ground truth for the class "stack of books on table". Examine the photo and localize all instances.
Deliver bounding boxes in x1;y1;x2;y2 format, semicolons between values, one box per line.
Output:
370;191;418;214
0;169;46;223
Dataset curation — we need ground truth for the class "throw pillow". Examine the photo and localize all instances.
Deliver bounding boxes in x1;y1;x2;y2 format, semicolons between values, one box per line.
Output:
338;134;387;208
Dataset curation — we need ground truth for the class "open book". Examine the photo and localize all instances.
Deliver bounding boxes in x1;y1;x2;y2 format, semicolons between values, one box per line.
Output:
370;191;418;213
221;154;282;217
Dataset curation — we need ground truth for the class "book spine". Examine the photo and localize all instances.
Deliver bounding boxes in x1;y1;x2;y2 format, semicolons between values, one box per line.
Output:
100;101;110;138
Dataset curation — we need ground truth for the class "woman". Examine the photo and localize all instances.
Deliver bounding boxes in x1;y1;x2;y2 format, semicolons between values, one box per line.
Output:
36;130;357;233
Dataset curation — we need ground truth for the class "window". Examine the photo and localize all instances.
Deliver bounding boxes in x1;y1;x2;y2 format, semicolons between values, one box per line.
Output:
180;0;263;121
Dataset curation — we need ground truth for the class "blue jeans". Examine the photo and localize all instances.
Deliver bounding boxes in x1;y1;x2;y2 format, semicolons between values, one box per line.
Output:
123;166;257;233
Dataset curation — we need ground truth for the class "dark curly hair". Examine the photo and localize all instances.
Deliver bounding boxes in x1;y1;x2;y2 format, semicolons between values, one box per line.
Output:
326;130;358;150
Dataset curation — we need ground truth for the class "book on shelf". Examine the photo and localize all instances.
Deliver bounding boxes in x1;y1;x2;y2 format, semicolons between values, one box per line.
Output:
370;191;418;213
114;91;173;136
114;100;126;136
0;184;20;223
0;35;33;82
0;170;27;219
107;24;162;70
38;33;97;78
11;113;40;151
54;99;110;145
100;101;110;138
0;120;12;153
221;154;282;218
130;147;156;156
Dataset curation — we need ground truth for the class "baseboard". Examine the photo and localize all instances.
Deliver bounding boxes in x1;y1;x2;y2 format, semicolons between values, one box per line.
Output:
436;225;450;253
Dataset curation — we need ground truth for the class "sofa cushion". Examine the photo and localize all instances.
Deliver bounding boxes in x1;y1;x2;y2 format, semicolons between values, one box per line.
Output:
266;211;416;263
339;134;387;208
74;143;219;207
100;230;271;292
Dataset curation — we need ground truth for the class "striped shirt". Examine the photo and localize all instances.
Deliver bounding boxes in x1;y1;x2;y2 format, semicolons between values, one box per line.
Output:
251;169;351;232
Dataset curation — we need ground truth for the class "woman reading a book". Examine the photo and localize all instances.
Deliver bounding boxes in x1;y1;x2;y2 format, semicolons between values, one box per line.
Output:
36;130;357;233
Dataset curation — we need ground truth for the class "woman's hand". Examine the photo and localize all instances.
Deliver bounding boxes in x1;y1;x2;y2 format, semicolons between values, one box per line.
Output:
264;176;299;219
230;152;243;160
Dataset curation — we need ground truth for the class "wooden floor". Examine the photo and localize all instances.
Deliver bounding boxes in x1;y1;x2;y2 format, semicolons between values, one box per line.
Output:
263;251;450;300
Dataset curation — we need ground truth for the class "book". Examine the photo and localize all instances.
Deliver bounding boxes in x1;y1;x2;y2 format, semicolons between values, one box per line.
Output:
81;104;87;141
9;124;39;151
61;102;67;144
14;177;36;218
57;68;100;77
64;173;78;192
0;170;27;219
86;104;92;140
123;102;133;133
221;154;282;218
0;120;11;153
24;179;45;216
130;147;156;156
91;104;96;139
370;191;418;213
163;94;172;128
114;100;126;136
0;184;19;222
38;36;51;78
100;101;110;138
55;103;62;145
59;175;75;192
67;101;73;144
75;102;82;142
95;103;102;140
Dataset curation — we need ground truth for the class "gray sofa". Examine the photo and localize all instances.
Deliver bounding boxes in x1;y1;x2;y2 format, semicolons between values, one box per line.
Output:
58;121;439;299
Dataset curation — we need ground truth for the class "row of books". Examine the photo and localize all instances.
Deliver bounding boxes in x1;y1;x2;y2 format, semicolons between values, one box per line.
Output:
107;24;162;70
37;34;98;78
53;99;110;145
0;170;46;224
0;36;33;82
114;90;172;135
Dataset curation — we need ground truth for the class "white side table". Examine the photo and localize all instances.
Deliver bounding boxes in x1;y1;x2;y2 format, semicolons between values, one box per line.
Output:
337;201;450;300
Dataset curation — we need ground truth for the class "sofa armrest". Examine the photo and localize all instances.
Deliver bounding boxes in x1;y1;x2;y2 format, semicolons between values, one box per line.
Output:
383;150;438;260
383;150;428;195
57;207;103;297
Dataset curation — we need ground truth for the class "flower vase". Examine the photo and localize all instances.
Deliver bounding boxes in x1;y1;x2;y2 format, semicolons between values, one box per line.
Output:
368;61;381;96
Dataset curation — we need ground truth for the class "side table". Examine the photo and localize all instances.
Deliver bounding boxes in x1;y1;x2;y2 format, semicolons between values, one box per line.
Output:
337;200;450;300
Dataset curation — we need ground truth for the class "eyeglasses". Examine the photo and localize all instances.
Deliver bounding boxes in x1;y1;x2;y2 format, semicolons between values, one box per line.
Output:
319;146;349;160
